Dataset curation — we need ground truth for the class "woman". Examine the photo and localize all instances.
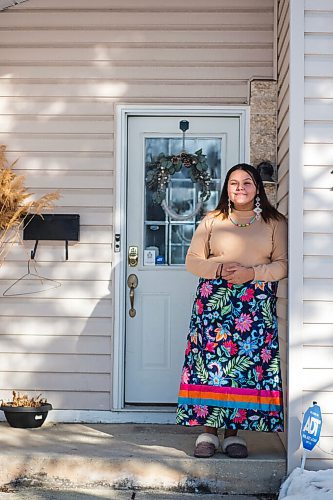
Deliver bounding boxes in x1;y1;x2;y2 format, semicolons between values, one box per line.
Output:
176;163;287;459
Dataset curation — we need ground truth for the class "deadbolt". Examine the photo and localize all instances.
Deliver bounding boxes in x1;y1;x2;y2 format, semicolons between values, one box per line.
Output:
128;246;139;267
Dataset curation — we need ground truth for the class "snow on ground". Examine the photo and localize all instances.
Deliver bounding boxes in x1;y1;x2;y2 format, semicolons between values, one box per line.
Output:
279;467;333;499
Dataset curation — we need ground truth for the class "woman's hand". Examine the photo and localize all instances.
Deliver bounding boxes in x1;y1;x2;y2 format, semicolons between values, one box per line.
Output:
221;263;255;285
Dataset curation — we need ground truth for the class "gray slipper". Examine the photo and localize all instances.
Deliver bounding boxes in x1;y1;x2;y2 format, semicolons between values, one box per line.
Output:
222;436;248;458
194;433;220;458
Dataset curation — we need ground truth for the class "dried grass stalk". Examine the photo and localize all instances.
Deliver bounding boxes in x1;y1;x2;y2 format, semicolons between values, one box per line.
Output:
0;145;59;264
1;390;48;408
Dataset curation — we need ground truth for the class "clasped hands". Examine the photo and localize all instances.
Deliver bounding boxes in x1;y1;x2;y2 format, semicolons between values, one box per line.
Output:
217;262;255;285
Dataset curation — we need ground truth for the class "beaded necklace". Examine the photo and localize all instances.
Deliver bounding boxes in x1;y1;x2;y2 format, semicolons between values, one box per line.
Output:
229;214;256;228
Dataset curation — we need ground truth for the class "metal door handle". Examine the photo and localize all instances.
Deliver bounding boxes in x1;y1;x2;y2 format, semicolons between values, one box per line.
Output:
127;274;138;318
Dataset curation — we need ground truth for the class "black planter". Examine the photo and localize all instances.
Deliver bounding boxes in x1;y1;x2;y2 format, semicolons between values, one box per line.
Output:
0;403;52;428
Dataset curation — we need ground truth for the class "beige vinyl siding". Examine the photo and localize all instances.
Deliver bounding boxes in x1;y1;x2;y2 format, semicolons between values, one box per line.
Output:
302;0;333;469
0;0;274;411
276;0;289;448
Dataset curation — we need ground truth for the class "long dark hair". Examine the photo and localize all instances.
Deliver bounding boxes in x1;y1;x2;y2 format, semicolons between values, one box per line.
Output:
214;163;284;223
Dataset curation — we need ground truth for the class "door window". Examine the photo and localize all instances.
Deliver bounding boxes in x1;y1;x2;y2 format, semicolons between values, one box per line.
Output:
144;137;222;265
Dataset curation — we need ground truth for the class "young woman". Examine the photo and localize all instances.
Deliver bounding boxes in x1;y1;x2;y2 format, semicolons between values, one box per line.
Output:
176;163;287;459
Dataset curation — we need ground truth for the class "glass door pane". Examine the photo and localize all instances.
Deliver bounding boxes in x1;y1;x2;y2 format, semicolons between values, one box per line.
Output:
144;137;222;266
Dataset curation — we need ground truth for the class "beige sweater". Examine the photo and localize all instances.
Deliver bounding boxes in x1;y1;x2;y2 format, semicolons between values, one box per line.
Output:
186;209;288;282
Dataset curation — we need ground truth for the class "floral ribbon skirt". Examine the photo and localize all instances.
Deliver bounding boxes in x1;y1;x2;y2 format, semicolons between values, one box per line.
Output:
176;278;284;432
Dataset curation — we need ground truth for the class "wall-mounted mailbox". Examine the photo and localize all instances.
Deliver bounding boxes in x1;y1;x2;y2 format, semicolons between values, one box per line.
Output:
23;214;80;260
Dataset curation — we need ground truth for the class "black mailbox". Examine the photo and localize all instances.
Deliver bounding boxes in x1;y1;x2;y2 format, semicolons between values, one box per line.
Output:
23;214;80;260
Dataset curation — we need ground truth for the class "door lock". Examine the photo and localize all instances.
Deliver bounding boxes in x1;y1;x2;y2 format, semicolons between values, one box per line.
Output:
128;246;139;267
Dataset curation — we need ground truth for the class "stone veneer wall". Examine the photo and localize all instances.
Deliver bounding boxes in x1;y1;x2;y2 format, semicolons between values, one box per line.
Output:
250;80;277;206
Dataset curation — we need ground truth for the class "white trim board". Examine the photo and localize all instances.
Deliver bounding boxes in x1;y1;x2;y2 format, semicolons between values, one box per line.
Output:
113;105;250;412
287;0;305;474
0;410;176;425
51;410;176;425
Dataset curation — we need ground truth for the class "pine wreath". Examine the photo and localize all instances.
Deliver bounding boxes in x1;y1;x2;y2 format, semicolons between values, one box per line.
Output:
145;149;211;206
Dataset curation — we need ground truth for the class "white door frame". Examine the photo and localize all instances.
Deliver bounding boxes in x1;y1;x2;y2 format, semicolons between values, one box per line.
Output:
112;105;250;411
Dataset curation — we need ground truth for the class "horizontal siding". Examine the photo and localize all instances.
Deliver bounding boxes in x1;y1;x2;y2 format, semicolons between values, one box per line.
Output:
4;0;275;9
305;78;333;98
303;390;333;413
0;389;109;410
303;347;333;369
304;256;333;278
303;369;333;391
0;117;115;135
303;323;333;344
305;99;333;121
0;12;274;29
304;234;333;255
304;301;332;323
305;0;333;10
1;31;274;46
0;372;109;391
0;280;112;299
0;0;274;411
305;124;333;144
303;165;333;188
1;335;110;353
4;155;115;172
0;317;112;336
303;189;332;210
0;65;272;81
0;1;274;108
302;2;333;468
0;48;273;62
9;171;114;189
303;144;333;166
0;298;112;317
1;354;111;372
304;210;333;233
0;99;116;116
0;262;112;280
0;82;249;101
5;243;112;261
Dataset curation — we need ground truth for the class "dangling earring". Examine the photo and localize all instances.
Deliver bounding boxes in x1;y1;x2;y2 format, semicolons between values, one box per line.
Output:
254;195;262;220
228;197;232;216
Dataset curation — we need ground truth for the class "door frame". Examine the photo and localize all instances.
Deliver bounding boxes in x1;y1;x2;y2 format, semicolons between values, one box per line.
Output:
113;105;250;411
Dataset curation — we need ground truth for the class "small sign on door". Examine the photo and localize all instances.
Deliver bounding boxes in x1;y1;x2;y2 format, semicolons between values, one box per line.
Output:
144;249;156;266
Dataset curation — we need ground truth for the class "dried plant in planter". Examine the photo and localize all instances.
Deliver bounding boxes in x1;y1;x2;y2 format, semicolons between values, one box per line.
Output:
1;390;48;408
1;391;52;427
0;145;59;264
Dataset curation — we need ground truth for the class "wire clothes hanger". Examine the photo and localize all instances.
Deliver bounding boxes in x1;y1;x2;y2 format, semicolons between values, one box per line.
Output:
2;259;61;297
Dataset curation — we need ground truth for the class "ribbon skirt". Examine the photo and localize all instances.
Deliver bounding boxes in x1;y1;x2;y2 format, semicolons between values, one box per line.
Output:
176;278;284;431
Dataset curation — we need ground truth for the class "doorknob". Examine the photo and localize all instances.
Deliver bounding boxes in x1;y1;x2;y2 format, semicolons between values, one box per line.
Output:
127;274;138;318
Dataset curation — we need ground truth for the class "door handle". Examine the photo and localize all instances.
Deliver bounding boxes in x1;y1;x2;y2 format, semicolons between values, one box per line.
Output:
127;274;138;318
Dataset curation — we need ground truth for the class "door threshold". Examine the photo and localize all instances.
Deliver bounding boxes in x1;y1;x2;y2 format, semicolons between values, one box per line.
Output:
124;405;176;413
114;408;176;424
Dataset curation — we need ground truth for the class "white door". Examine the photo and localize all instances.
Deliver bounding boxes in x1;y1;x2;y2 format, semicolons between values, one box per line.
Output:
125;115;241;404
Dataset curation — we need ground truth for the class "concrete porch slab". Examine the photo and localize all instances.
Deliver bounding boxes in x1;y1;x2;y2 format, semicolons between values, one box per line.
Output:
0;423;286;495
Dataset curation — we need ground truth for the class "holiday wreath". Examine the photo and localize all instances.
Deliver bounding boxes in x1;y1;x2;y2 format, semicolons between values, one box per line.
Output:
145;149;211;209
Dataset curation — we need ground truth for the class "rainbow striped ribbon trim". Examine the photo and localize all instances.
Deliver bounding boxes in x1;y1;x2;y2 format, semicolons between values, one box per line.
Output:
178;383;283;411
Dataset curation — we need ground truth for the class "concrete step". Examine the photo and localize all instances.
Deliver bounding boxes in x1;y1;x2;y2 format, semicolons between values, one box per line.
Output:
0;487;278;499
0;423;286;496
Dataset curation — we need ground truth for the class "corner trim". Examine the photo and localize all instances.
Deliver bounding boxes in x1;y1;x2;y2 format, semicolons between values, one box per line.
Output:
287;0;305;473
